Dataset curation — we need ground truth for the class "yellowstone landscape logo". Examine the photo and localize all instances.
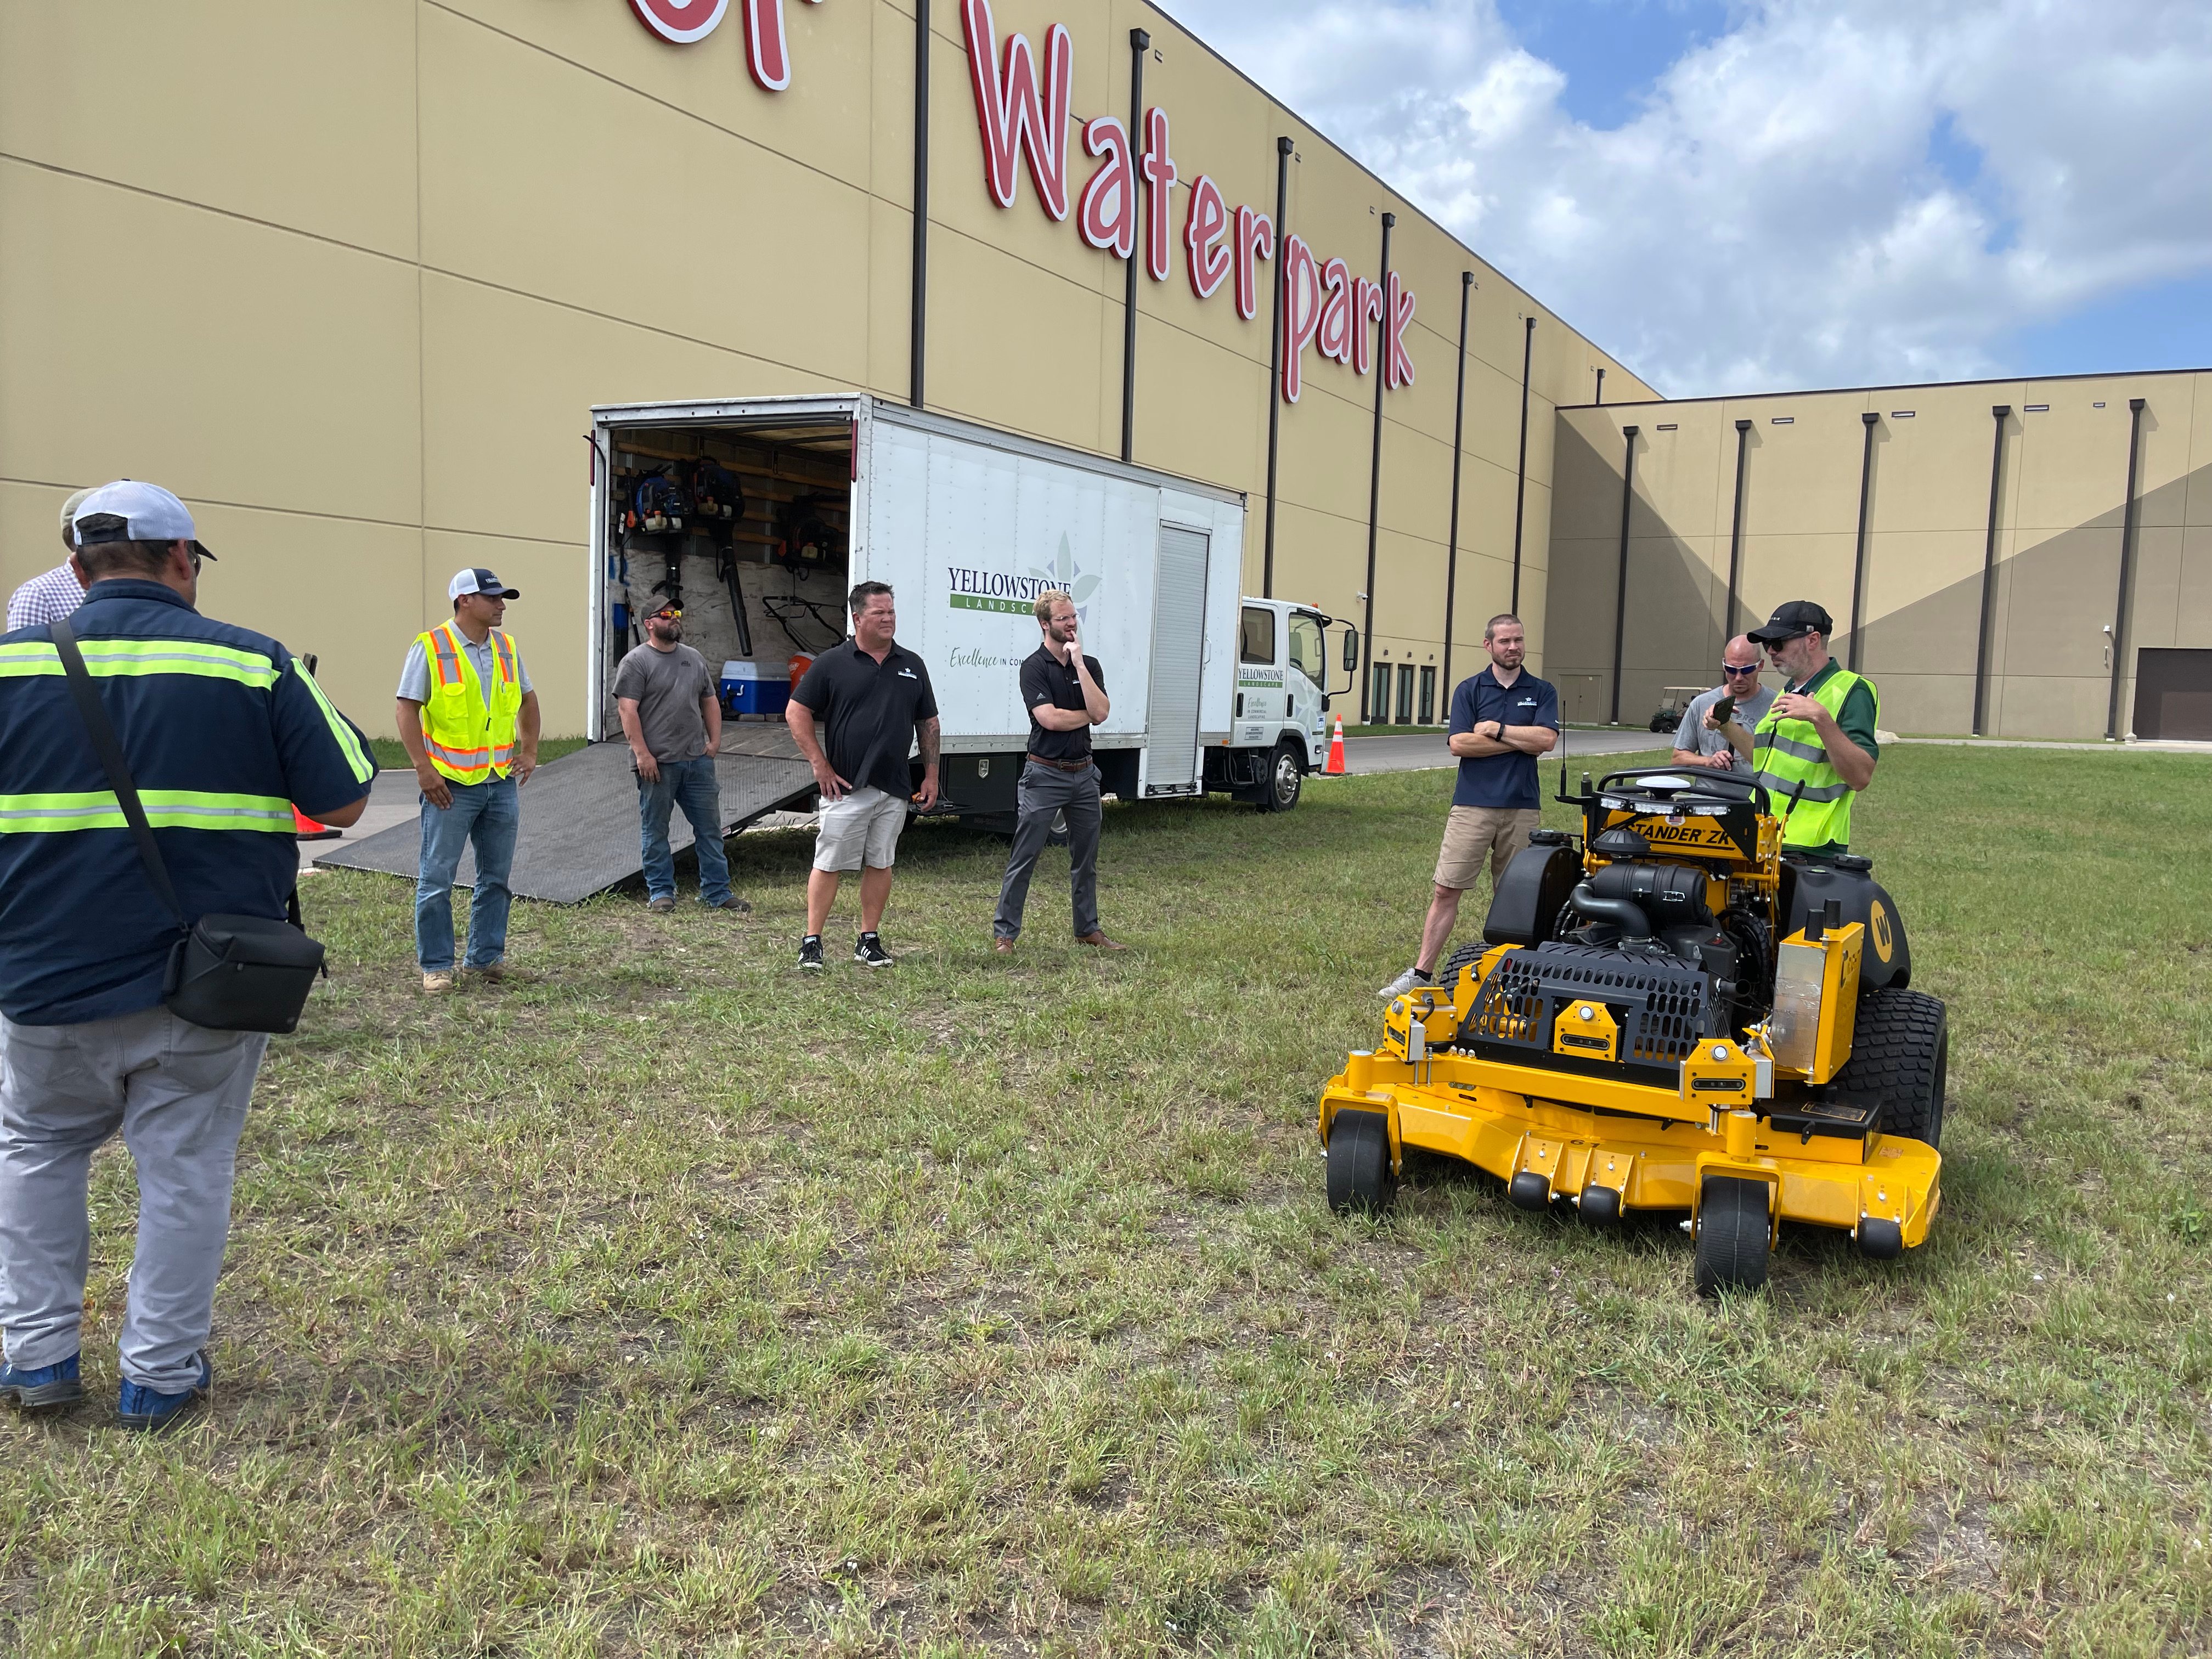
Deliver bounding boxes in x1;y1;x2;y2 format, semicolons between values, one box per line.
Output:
947;534;1100;620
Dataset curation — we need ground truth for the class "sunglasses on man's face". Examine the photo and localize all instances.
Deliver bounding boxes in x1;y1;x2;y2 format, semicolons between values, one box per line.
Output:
652;608;682;620
1721;662;1760;676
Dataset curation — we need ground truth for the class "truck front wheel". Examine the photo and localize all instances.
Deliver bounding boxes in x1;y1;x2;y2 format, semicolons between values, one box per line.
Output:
1260;741;1304;813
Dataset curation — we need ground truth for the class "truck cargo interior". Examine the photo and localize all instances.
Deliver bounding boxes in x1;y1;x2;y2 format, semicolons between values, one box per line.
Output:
597;414;855;738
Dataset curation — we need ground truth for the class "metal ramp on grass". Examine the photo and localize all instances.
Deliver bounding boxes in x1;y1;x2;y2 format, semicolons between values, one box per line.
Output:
313;730;816;904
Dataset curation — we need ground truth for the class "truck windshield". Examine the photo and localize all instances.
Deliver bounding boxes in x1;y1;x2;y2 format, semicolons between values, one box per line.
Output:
1288;613;1325;683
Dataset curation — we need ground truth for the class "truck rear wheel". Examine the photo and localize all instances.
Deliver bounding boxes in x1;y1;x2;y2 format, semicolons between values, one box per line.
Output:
1694;1176;1771;1296
1326;1110;1397;1216
1832;989;1948;1148
1259;741;1304;812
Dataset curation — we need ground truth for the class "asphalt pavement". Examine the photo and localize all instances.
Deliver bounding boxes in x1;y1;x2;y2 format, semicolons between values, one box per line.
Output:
1338;727;1671;776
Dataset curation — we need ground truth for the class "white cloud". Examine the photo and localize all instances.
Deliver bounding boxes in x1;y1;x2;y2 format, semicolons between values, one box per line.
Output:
1161;0;2212;394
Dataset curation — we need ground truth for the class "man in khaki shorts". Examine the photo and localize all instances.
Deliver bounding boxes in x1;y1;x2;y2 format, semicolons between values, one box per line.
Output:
786;582;940;970
1380;614;1559;997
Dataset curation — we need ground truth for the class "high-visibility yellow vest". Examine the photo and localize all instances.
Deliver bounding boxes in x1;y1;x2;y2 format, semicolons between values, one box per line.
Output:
417;621;522;785
1752;663;1877;851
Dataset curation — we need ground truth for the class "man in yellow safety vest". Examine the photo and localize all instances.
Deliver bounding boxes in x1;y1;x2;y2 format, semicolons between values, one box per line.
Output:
1711;600;1880;856
395;569;540;994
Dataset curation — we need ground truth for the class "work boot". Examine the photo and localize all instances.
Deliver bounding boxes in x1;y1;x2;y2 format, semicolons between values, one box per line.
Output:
992;935;1016;955
117;1352;211;1434
471;963;511;985
647;896;676;914
704;895;752;913
0;1352;83;1413
422;970;455;995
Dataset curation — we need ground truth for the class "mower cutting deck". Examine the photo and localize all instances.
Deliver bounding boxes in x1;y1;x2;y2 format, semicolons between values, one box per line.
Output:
1321;765;1946;1294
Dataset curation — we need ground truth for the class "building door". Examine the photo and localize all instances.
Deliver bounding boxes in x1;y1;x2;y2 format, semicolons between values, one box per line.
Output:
1395;663;1415;724
1418;665;1437;725
1370;662;1392;722
1146;526;1210;789
2133;648;2212;740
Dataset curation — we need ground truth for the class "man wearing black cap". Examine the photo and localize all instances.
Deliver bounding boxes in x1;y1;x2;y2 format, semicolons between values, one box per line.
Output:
1714;601;1880;856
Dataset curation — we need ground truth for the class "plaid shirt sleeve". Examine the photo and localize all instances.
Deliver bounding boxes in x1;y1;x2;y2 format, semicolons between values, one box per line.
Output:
4;567;85;631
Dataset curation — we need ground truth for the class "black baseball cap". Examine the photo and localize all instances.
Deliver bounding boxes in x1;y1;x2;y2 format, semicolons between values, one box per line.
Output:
1748;600;1832;645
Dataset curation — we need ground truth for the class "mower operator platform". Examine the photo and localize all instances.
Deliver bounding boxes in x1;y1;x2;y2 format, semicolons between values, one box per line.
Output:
1321;766;1947;1295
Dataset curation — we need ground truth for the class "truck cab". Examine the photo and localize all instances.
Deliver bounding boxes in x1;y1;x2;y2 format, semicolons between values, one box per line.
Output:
1205;598;1353;812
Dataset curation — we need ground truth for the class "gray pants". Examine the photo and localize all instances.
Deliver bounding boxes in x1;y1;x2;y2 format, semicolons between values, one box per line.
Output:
994;760;1103;940
0;1007;267;1391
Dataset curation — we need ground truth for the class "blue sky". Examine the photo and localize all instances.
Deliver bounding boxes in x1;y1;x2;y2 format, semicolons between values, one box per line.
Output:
1166;0;2212;395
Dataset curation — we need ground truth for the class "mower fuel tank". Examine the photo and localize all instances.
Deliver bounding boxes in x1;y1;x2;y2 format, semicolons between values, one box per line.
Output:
1784;856;1910;989
1482;838;1583;948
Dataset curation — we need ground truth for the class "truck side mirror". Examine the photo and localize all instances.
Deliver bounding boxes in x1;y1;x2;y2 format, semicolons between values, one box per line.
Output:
1341;627;1360;672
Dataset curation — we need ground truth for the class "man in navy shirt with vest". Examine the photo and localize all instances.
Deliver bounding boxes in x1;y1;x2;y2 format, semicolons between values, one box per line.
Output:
0;482;374;1431
1380;613;1559;998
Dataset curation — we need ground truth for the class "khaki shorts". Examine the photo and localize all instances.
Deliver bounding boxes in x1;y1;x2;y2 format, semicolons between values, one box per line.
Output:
1435;805;1542;892
814;786;907;872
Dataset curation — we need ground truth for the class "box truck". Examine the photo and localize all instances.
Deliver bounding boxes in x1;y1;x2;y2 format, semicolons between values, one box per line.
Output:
586;395;1356;822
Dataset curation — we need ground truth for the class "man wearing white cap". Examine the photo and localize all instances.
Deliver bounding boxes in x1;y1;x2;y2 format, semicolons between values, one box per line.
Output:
0;481;375;1430
3;486;99;631
394;569;541;993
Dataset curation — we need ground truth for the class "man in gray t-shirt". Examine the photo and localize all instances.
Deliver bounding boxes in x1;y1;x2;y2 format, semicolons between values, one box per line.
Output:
1672;635;1775;774
613;605;748;915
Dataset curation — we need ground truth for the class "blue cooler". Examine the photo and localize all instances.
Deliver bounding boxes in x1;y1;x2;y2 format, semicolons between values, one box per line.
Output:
721;659;788;716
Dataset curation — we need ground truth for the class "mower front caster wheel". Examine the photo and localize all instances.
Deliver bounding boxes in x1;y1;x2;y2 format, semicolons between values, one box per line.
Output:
1508;1171;1553;1212
1694;1176;1772;1296
1327;1110;1397;1216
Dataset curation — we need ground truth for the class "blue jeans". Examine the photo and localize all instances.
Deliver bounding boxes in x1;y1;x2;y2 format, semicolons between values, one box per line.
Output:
639;757;732;905
415;776;518;972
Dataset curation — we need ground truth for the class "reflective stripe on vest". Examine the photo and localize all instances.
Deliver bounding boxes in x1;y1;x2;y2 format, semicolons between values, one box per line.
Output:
1752;665;1877;849
416;623;522;785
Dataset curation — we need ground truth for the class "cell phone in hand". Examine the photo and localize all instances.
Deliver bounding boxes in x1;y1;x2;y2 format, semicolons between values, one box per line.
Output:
1712;695;1735;724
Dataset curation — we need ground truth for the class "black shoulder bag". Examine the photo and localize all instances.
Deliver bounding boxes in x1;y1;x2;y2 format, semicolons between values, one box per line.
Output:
50;618;327;1034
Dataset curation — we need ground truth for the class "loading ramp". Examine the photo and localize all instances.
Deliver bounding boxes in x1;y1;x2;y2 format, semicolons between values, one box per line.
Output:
312;727;816;904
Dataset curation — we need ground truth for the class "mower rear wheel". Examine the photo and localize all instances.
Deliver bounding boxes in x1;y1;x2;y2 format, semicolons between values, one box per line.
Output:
1327;1110;1397;1216
1439;940;1488;988
1832;989;1949;1149
1694;1176;1771;1296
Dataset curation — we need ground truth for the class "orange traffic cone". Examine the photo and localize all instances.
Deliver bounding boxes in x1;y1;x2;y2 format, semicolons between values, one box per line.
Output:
293;805;342;841
1323;714;1347;776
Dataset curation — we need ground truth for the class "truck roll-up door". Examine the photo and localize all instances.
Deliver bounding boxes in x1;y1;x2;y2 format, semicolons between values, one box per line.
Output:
1147;526;1211;791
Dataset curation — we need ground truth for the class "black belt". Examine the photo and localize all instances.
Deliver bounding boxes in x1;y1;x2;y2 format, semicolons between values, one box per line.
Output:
1027;753;1093;772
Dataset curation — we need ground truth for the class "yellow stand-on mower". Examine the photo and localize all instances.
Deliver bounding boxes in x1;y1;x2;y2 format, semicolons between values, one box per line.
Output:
1321;764;1946;1294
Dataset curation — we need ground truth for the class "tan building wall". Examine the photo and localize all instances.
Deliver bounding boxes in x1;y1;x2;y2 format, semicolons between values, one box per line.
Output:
1544;370;2212;740
0;0;1647;735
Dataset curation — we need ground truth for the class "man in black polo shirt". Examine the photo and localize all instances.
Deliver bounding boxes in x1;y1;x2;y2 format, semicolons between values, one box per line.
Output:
787;582;940;969
992;590;1124;953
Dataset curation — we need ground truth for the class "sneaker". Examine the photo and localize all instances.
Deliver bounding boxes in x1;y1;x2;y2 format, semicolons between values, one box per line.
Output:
647;896;676;914
1378;965;1434;1000
797;936;826;972
703;895;752;913
117;1351;211;1433
0;1352;83;1413
854;933;895;968
422;970;455;995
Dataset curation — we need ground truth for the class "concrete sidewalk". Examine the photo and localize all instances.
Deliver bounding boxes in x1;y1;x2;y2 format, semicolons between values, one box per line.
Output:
1334;728;1668;776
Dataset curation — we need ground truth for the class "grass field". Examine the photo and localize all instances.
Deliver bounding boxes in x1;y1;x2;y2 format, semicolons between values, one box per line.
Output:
4;747;2209;1656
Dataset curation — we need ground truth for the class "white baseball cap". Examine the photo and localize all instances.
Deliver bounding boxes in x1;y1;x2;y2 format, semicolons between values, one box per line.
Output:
449;567;520;601
70;480;216;560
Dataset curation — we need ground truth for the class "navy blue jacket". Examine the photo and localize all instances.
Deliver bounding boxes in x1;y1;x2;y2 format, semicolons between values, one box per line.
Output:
0;580;375;1024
